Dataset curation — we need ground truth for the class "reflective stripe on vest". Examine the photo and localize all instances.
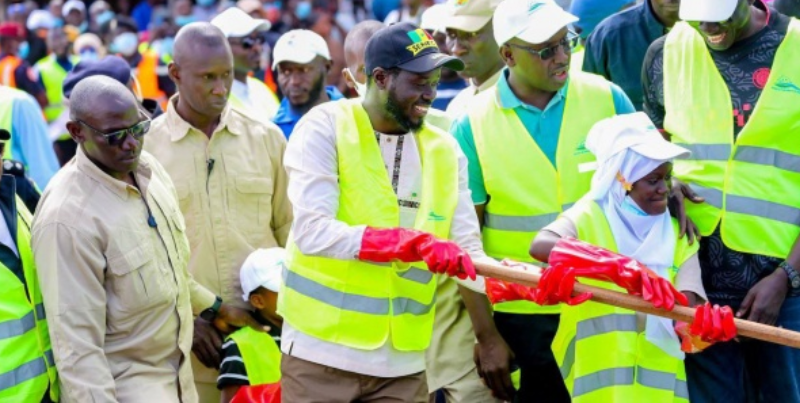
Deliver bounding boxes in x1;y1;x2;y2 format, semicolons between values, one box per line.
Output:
278;99;458;351
552;198;693;402
664;20;800;259
0;56;21;88
469;71;616;314
227;327;281;385
0;85;32;159
0;197;59;401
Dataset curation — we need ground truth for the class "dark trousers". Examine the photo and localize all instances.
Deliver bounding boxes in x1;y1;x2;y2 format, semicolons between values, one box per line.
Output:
685;296;800;403
494;312;570;403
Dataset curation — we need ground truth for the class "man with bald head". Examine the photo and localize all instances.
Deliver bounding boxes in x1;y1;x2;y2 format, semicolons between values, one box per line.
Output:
144;23;291;403
32;75;257;402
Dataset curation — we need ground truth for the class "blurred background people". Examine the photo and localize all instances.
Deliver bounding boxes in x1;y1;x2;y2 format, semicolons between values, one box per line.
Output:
0;21;48;109
420;3;466;111
62;0;86;33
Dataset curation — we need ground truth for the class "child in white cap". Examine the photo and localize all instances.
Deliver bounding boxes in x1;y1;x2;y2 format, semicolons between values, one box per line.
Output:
218;248;285;403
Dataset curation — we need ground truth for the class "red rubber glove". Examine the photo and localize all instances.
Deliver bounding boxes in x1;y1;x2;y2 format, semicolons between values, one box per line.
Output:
531;264;593;306
484;260;539;304
548;237;688;310
358;227;477;280
690;302;737;343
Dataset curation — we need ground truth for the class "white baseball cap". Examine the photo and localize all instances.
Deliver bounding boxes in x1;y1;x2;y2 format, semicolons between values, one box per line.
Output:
62;0;86;17
211;7;271;38
27;10;55;31
493;0;578;46
586;112;690;166
444;0;504;33
240;247;286;301
420;4;451;34
680;0;738;23
272;29;331;70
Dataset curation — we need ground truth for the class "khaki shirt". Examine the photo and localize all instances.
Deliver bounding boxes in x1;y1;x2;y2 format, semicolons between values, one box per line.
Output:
144;98;291;386
32;148;216;403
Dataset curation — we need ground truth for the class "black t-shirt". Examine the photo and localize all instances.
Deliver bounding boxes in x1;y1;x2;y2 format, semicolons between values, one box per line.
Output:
641;5;799;303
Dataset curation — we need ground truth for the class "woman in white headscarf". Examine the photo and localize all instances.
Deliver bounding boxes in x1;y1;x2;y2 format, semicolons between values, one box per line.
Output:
528;112;730;402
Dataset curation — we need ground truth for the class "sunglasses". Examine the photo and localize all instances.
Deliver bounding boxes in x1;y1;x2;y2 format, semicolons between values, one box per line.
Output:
78;118;151;146
507;32;579;61
686;18;736;29
232;36;265;50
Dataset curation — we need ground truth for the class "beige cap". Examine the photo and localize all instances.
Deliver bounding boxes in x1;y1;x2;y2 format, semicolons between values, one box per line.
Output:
444;0;504;33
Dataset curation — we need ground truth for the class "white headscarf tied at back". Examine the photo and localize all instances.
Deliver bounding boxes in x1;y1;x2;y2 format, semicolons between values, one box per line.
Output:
585;112;691;359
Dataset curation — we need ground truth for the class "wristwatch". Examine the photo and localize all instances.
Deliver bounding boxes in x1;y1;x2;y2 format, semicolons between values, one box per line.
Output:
779;261;800;290
200;296;223;321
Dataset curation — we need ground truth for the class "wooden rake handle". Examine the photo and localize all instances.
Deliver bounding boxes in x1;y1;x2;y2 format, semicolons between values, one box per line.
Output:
473;260;800;349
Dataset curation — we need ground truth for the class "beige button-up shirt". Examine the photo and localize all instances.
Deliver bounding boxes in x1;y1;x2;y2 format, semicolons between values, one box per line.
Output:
32;148;216;403
144;98;291;386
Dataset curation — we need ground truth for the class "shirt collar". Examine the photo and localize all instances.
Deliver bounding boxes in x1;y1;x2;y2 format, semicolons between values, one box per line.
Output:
495;69;568;112
166;95;244;142
74;146;152;201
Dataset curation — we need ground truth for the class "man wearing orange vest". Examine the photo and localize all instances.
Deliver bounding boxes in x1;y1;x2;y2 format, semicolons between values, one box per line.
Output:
0;22;48;109
105;16;175;108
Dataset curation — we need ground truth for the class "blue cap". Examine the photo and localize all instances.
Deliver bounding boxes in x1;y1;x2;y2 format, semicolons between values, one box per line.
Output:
63;56;133;99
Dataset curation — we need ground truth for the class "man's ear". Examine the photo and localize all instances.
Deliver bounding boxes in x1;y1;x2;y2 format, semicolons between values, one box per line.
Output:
341;67;355;90
372;68;391;90
66;121;85;144
168;62;180;85
249;292;266;310
499;45;515;67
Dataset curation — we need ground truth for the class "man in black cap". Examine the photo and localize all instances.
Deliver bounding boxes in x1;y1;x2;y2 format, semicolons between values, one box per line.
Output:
280;22;488;402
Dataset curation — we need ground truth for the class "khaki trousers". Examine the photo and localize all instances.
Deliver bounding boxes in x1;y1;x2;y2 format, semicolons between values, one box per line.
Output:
281;354;428;402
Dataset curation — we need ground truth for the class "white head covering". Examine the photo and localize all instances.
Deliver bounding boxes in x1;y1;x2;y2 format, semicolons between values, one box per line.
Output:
585;112;690;359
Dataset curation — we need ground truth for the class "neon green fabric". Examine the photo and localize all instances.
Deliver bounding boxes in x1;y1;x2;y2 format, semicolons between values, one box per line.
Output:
0;197;59;402
663;20;800;259
552;198;695;402
228;77;281;121
227;327;281;385
279;99;458;351
35;54;78;123
468;71;616;314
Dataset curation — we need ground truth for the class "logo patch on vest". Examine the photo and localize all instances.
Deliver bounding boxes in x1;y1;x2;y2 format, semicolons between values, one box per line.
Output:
772;76;800;95
406;29;438;56
427;211;446;222
574;140;589;155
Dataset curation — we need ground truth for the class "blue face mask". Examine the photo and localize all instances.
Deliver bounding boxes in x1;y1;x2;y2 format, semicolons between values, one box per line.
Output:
197;0;216;7
18;41;29;60
157;37;175;57
174;15;197;27
95;10;115;27
78;21;89;33
112;32;139;56
79;49;99;62
267;1;283;10
295;1;312;19
53;18;65;28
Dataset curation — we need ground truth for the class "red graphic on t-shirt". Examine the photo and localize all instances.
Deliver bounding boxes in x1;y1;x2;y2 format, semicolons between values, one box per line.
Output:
753;68;771;89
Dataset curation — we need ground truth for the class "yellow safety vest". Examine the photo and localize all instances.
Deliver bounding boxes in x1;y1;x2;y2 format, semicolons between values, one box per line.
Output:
664;19;800;259
469;71;616;314
278;99;458;351
35;54;78;123
552;198;695;402
0;196;59;402
227;327;281;385
228;77;281;122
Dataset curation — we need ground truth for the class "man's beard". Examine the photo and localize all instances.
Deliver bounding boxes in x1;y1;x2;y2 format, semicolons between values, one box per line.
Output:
385;87;424;133
293;71;326;111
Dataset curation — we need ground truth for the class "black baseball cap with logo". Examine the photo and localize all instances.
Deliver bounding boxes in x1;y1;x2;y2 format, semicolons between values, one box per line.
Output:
365;22;465;74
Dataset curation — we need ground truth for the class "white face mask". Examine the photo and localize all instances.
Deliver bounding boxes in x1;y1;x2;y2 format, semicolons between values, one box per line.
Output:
346;68;366;98
112;32;139;57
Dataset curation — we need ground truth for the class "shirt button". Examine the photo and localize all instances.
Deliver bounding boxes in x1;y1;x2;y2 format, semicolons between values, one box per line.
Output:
386;137;393;143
